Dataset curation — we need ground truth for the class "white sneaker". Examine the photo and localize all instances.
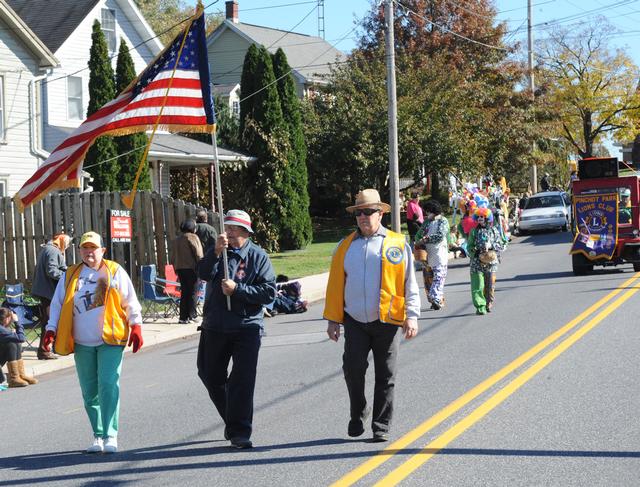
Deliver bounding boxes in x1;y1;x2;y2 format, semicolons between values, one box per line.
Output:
86;437;104;453
103;436;118;454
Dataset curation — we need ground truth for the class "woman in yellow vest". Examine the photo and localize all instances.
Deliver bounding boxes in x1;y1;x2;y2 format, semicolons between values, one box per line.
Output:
325;189;420;442
42;231;143;454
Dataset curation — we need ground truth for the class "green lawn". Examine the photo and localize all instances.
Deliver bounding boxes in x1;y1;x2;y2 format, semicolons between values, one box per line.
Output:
269;218;354;279
269;217;412;279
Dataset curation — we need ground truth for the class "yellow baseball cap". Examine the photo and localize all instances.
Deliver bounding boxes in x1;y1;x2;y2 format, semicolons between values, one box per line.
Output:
79;231;103;248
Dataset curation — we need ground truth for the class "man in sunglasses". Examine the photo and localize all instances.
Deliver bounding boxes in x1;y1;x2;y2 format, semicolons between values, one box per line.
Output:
324;189;420;442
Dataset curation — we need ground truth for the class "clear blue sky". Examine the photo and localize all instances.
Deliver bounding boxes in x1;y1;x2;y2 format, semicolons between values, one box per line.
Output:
197;0;640;66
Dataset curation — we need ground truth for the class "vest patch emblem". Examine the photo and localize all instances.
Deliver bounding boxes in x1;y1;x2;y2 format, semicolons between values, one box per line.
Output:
385;246;404;264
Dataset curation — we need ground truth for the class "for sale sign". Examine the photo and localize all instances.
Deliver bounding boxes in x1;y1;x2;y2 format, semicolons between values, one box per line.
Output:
110;209;132;243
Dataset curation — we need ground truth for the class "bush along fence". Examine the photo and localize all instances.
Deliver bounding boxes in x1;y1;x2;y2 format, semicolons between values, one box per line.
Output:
0;191;219;291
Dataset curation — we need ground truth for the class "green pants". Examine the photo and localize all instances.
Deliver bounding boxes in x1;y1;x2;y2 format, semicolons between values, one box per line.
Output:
471;271;496;312
74;343;125;438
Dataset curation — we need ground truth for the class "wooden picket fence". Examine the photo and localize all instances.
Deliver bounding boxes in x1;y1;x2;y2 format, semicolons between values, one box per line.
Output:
0;191;219;291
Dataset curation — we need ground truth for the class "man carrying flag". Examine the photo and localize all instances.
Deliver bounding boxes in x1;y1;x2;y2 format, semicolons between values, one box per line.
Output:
14;1;215;211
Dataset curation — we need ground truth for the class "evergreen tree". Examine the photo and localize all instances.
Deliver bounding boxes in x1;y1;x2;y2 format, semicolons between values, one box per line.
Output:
85;20;119;191
240;45;288;251
239;44;260;143
272;48;312;249
114;39;151;190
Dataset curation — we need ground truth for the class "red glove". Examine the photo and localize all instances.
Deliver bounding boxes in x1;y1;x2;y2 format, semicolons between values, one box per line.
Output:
42;330;56;352
128;325;143;353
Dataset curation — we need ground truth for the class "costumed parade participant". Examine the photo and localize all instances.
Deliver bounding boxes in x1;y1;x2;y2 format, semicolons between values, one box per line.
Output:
415;199;450;310
467;208;505;315
42;231;143;453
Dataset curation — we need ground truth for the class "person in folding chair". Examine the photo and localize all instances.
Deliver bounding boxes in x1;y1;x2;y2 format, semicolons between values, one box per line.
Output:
0;307;38;388
41;231;143;454
31;232;72;360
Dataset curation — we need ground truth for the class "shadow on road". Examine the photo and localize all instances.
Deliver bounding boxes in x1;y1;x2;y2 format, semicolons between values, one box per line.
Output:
4;444;639;485
517;231;573;246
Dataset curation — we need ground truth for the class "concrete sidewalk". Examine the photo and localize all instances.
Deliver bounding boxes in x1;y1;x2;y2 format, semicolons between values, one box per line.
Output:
17;272;331;380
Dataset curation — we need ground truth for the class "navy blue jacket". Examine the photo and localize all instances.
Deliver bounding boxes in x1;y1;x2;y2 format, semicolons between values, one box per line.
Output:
198;239;276;332
0;323;25;344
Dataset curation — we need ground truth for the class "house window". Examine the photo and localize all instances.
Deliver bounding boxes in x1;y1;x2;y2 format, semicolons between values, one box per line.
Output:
0;179;6;197
101;8;117;53
67;76;83;120
0;76;5;141
232;100;240;118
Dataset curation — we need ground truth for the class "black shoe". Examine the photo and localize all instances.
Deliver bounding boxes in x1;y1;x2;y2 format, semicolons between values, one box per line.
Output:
178;319;190;324
348;407;370;437
372;432;389;442
430;301;441;310
347;420;365;437
37;351;58;360
230;438;253;449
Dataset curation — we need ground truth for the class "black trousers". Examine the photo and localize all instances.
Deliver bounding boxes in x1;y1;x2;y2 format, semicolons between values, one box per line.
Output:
342;314;401;434
197;328;261;440
0;342;22;382
177;269;198;321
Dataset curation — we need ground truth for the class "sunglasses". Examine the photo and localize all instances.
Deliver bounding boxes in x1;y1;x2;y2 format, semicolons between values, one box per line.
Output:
354;208;380;217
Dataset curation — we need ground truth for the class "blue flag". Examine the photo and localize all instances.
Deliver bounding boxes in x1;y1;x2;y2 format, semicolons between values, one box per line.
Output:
570;193;618;260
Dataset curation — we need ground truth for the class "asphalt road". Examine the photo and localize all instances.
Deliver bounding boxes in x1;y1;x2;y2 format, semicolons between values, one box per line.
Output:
2;230;640;486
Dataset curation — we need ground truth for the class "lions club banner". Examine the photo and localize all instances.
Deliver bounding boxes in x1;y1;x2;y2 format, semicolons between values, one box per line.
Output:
570;193;618;260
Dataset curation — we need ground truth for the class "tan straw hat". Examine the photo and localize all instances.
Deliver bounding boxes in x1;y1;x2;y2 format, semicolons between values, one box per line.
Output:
346;189;392;213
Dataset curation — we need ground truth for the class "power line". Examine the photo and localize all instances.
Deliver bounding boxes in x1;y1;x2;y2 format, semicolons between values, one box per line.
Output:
393;0;508;51
208;3;319;81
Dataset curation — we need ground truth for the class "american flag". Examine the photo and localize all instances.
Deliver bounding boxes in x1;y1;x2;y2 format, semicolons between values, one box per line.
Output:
14;6;215;210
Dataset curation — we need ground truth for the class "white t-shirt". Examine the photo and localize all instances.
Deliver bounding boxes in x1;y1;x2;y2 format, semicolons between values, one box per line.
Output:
72;265;109;346
46;262;143;346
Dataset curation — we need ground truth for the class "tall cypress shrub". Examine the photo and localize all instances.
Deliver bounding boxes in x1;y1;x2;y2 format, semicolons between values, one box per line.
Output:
114;40;151;190
272;48;312;249
239;44;260;144
85;20;119;191
240;45;287;251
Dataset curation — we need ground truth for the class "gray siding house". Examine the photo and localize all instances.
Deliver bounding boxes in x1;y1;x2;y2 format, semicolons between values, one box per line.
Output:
207;0;345;99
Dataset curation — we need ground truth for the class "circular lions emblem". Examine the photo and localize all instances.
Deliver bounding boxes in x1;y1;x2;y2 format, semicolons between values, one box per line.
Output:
386;246;404;264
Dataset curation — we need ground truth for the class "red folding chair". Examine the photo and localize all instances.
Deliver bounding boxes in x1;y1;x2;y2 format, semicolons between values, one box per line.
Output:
164;265;182;299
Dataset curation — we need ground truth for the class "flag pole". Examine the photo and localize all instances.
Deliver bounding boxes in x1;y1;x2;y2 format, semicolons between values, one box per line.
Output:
210;130;231;311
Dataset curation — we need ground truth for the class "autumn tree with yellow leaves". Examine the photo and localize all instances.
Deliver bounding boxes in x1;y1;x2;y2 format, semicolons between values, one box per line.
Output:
537;21;640;159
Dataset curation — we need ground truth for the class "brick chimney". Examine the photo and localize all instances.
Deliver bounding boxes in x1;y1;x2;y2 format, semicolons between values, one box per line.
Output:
225;1;239;23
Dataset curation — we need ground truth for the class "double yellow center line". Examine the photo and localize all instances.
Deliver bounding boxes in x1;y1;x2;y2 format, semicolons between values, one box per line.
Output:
332;272;640;486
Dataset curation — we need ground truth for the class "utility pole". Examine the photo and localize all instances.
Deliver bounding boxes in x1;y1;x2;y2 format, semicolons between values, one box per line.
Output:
528;0;538;193
317;0;325;39
385;0;401;232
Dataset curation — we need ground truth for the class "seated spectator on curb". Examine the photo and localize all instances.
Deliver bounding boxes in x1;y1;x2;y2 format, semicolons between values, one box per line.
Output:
0;307;38;388
448;230;467;258
265;275;308;317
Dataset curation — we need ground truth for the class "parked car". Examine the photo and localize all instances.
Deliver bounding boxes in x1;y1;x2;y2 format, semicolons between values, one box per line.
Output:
517;191;571;233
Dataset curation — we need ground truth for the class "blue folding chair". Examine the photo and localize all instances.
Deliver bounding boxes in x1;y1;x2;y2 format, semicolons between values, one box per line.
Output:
2;283;42;349
140;265;180;321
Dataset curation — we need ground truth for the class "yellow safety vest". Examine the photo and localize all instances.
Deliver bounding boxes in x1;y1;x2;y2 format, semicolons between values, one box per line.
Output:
54;259;129;355
323;230;407;326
